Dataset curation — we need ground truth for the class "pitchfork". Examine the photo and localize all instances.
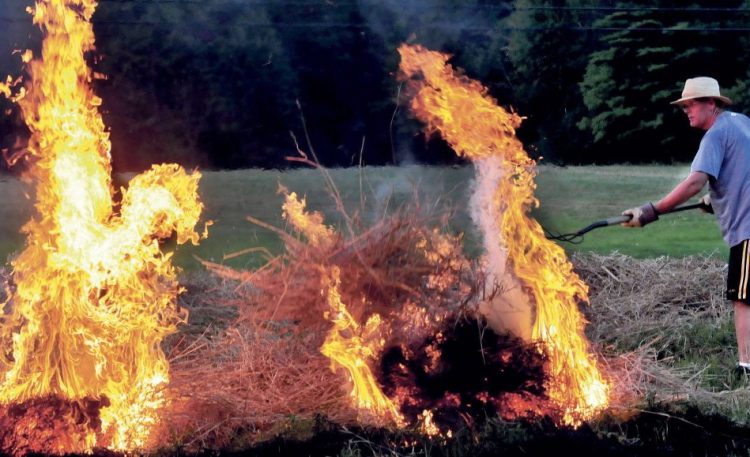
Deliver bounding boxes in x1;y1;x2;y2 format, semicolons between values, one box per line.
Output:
545;202;707;244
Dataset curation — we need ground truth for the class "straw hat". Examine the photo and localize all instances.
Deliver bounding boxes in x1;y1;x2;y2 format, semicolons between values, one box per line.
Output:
670;77;732;106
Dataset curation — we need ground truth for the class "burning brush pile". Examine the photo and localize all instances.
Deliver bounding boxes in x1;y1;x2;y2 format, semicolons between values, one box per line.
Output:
171;187;550;445
159;44;614;449
0;0;619;455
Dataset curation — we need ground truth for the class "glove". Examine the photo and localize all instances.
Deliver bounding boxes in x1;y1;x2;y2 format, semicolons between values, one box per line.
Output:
699;194;714;214
621;202;659;228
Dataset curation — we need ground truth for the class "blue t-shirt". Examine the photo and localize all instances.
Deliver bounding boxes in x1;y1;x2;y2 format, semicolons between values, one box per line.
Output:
690;111;750;248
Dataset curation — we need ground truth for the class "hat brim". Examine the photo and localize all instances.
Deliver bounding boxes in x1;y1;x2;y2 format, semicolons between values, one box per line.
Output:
670;95;733;106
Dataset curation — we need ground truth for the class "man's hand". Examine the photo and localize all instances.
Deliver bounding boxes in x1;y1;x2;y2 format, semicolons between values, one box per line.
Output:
699;194;714;214
621;202;659;227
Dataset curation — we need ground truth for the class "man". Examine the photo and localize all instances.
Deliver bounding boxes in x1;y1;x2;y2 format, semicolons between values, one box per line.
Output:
621;76;750;378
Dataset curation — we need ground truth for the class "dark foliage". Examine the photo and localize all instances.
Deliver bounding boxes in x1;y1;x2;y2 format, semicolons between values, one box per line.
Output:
2;0;750;171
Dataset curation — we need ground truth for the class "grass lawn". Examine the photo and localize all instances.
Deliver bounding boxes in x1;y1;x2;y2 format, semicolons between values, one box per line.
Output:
532;164;726;259
177;164;728;269
0;164;727;271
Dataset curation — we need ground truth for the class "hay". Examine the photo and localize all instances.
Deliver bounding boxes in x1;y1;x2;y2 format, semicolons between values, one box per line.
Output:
159;269;353;450
161;196;478;450
206;211;475;332
574;252;727;350
162;243;750;449
572;252;750;421
163;322;353;449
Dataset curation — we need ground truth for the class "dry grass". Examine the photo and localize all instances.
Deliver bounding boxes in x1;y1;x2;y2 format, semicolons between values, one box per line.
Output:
576;253;726;350
159;191;478;450
158;237;750;450
158;269;353;450
573;253;750;423
163;322;352;449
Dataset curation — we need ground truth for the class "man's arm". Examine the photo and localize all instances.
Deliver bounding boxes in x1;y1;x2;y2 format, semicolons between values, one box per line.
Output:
621;171;709;228
654;171;709;213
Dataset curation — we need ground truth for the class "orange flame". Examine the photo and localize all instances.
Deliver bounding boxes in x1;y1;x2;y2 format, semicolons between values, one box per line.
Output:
281;190;334;249
417;409;452;439
281;191;403;426
0;0;204;450
320;267;404;426
397;44;608;426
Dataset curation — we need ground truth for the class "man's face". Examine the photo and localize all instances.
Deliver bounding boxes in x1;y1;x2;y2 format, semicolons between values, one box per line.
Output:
680;99;716;130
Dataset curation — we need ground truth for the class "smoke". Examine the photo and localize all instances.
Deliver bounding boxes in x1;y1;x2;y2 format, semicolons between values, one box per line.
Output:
367;165;423;225
355;0;507;50
469;156;533;341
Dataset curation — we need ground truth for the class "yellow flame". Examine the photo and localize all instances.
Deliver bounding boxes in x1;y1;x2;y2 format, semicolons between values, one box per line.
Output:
0;0;203;450
280;192;402;425
320;267;404;426
397;44;608;426
282;191;334;248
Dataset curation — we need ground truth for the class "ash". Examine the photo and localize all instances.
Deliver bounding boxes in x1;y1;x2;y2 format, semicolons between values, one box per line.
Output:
379;315;550;431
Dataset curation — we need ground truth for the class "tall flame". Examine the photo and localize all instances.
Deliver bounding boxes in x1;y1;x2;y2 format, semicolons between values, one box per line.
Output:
397;44;608;425
0;0;204;450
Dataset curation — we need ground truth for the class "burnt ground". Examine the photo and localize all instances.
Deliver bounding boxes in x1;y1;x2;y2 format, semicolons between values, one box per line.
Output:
31;406;747;457
216;408;750;457
378;316;550;431
3;396;749;457
0;403;739;457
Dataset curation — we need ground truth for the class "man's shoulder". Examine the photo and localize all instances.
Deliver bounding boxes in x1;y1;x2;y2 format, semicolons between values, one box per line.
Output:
721;111;750;125
708;112;750;137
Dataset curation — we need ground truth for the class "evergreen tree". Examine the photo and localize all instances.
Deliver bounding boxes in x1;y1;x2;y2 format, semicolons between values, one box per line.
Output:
503;0;597;163
578;1;750;163
94;0;295;170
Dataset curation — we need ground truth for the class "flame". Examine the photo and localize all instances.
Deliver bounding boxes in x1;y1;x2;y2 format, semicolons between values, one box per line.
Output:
417;409;439;436
417;409;452;439
281;190;334;249
417;228;469;294
280;191;403;425
0;0;204;450
320;267;404;426
397;44;609;426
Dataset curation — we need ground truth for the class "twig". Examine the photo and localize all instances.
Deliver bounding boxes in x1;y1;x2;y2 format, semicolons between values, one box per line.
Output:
389;82;403;165
600;264;621;283
223;246;273;261
245;214;303;249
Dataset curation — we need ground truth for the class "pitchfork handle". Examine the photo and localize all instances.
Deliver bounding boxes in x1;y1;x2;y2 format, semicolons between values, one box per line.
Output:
606;203;705;226
604;215;632;226
574;217;629;236
665;202;704;213
576;203;706;236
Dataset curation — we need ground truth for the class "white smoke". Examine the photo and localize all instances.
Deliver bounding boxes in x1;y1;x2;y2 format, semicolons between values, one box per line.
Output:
469;156;533;341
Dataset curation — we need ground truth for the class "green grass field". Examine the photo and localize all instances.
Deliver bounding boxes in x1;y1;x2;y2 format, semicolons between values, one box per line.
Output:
0;164;727;271
533;164;726;259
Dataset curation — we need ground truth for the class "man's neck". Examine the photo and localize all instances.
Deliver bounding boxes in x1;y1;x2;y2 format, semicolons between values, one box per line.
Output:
704;109;724;130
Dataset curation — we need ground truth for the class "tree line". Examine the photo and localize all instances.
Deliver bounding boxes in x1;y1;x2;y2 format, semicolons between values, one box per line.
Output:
1;0;749;171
